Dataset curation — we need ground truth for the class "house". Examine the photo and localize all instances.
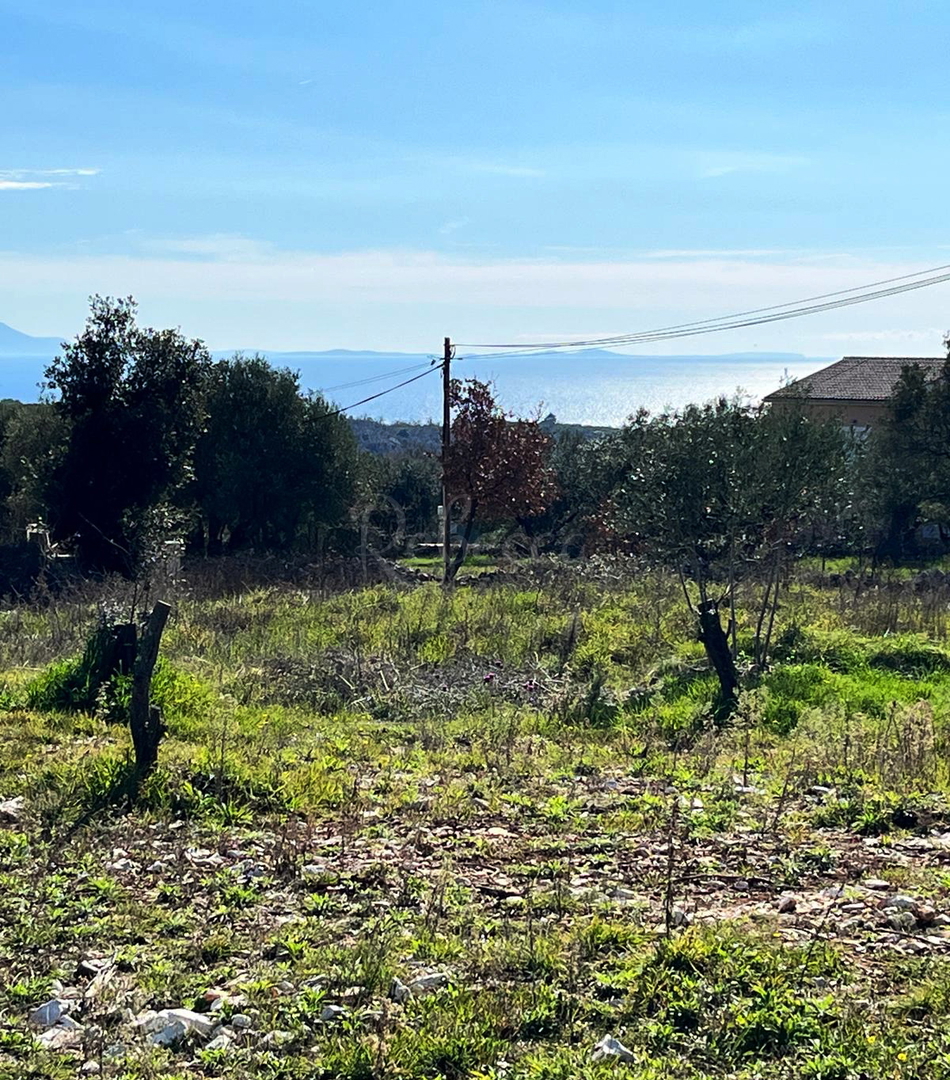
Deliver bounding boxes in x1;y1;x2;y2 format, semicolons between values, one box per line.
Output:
763;356;946;428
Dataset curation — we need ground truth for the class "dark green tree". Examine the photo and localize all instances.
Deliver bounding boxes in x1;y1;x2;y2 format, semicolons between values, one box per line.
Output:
856;353;950;559
357;450;441;553
191;354;357;553
0;402;68;543
43;296;211;574
611;397;844;707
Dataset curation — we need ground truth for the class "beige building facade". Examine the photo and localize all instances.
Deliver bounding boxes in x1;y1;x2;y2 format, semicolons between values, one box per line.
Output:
763;356;945;428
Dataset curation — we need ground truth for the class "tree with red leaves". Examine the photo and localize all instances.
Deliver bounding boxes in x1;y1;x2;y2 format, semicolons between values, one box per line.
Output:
443;379;557;582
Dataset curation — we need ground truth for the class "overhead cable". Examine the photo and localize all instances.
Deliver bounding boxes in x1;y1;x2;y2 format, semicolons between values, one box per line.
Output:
318;362;443;420
317;359;435;393
456;262;950;355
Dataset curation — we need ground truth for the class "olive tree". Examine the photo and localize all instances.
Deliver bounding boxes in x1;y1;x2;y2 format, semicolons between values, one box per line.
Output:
611;397;844;709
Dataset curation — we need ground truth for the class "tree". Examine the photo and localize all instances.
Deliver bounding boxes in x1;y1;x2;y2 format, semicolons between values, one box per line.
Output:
512;429;619;556
443;379;557;581
191;354;357;554
611;397;844;710
0;403;69;543
42;297;211;575
357;450;441;555
856;354;950;559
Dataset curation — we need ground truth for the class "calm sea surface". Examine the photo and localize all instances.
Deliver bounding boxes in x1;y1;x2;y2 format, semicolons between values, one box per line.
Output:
0;351;828;428
269;351;828;427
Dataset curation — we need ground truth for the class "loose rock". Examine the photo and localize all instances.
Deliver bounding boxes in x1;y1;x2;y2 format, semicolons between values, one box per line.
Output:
592;1034;636;1063
37;1023;84;1051
0;796;24;822
29;999;70;1029
670;905;691;927
408;972;450;995
880;895;916;911
262;1030;295;1047
150;1020;188;1047
887;910;917;933
389;977;411;1004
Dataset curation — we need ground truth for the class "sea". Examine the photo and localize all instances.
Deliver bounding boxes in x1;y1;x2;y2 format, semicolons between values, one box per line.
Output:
0;349;827;428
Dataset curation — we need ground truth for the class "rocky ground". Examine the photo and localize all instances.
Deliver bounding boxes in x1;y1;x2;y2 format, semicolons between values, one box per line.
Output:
5;773;950;1078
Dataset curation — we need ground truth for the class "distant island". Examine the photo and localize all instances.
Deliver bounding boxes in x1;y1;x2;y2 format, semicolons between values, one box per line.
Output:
0;319;830;426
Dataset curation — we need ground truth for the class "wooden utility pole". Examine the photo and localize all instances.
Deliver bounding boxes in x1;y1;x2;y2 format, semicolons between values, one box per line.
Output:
441;336;452;584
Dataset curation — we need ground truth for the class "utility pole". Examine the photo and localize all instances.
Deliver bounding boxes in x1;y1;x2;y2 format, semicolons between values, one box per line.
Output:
441;336;452;585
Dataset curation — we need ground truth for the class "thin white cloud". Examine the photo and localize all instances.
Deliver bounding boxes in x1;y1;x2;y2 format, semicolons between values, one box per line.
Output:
0;181;57;191
39;168;101;177
0;245;945;358
0;168;100;191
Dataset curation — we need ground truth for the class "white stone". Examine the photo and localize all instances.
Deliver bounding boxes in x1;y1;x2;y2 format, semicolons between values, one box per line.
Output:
149;1020;188;1047
80;1063;101;1076
408;973;450;995
881;895;917;911
0;796;24;821
230;1013;252;1029
205;1033;233;1051
37;1023;84;1051
162;1008;217;1037
138;1008;216;1039
320;1005;347;1022
670;906;691;927
592;1034;635;1063
262;1030;295;1047
29;999;70;1029
610;888;638;901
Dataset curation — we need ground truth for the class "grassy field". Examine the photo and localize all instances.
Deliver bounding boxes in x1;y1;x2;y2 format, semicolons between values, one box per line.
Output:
3;560;950;1078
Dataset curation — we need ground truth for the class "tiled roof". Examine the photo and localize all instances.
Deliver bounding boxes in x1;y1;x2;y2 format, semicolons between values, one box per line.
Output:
764;356;946;402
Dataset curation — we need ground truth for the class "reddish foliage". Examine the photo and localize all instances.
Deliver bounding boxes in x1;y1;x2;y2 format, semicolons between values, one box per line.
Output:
444;379;558;523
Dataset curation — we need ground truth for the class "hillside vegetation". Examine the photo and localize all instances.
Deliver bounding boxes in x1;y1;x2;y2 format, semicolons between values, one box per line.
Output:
3;562;950;1078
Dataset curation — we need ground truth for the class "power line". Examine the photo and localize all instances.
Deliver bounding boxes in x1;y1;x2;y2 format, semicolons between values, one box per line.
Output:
317;359;435;393
319;361;443;419
456;262;950;354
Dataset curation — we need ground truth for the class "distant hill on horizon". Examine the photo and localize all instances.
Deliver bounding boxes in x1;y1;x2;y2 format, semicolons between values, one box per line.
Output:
0;319;838;423
0;322;64;357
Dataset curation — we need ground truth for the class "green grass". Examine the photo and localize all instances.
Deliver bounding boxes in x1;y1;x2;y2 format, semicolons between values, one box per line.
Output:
1;565;950;1077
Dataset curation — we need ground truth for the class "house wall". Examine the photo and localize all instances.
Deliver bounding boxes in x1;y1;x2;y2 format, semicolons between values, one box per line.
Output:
767;398;889;427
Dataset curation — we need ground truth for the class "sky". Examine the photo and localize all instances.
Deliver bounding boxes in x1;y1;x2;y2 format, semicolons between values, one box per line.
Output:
2;0;950;356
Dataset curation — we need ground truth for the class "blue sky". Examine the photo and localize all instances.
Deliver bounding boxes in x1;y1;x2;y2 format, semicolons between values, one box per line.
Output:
2;0;950;355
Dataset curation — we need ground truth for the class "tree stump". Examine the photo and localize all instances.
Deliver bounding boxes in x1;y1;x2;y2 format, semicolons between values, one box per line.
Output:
129;601;171;780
